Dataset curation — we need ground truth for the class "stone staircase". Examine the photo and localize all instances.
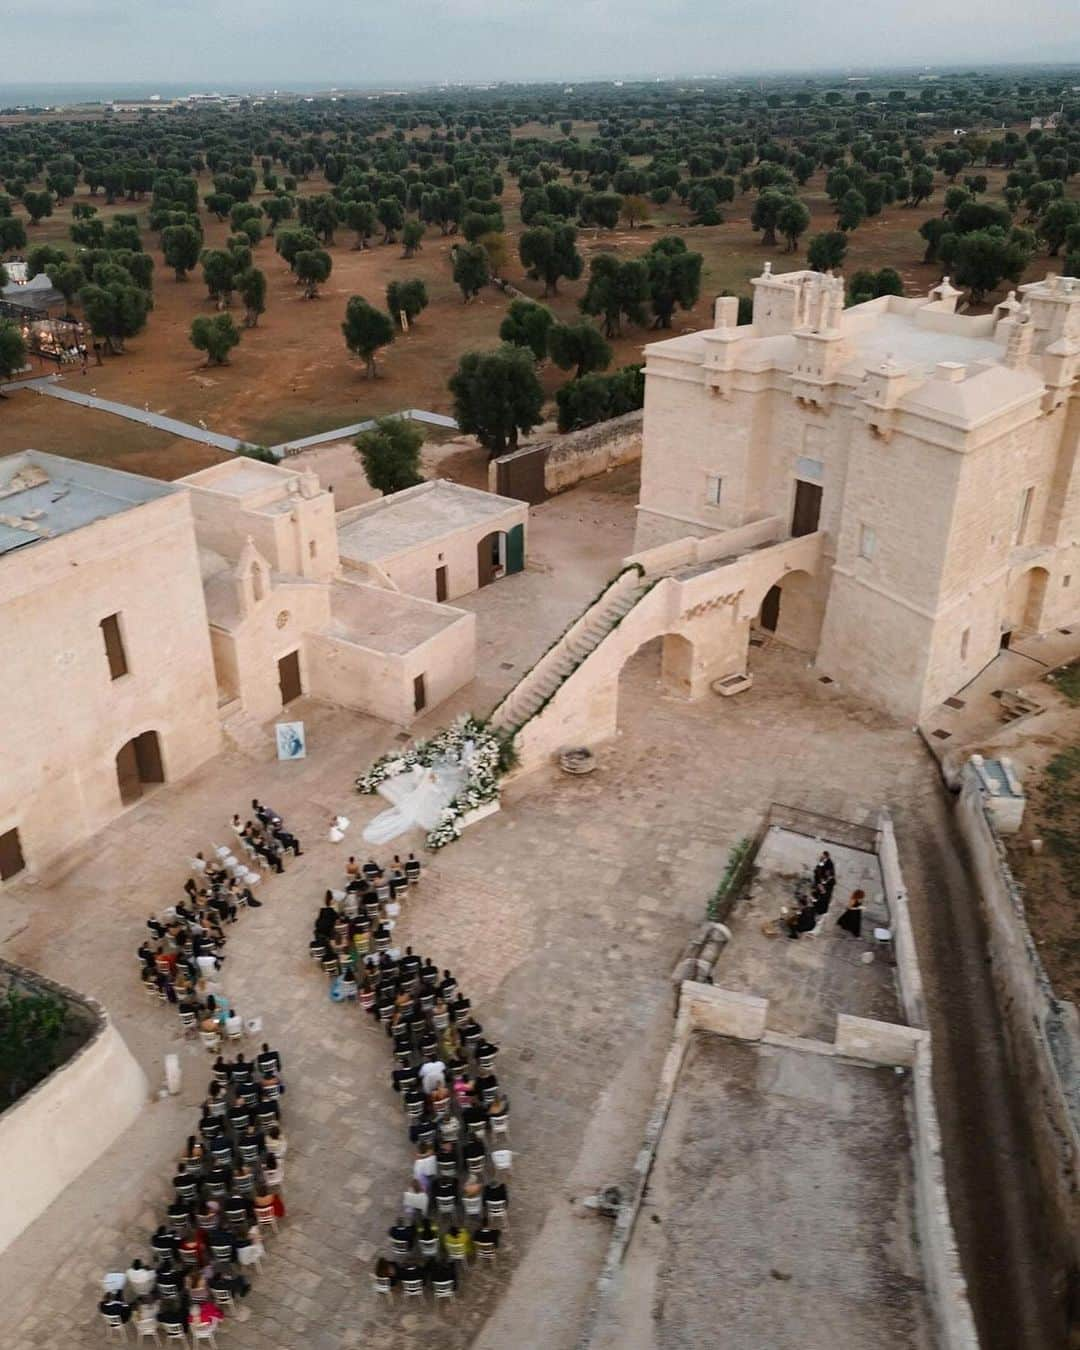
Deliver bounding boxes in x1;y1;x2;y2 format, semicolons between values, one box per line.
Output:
490;570;650;734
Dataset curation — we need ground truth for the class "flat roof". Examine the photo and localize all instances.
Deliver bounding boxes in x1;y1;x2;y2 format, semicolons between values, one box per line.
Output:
0;450;175;557
180;458;299;499
326;579;465;654
611;1033;932;1350
844;310;1001;378
337;479;523;563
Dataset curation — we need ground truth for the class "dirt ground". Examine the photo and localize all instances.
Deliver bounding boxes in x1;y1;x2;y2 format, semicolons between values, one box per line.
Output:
1001;701;1080;1005
2;146;1073;478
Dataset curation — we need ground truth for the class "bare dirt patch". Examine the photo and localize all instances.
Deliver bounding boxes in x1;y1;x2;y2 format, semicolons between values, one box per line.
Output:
1005;727;1080;1004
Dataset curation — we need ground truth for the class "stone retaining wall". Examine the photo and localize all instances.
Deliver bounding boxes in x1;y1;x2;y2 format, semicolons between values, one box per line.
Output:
956;764;1080;1296
488;410;643;498
0;960;147;1253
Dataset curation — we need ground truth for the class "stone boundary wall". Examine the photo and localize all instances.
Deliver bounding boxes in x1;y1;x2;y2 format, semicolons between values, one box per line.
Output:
487;410;643;498
877;809;928;1028
0;959;147;1253
955;764;1080;1282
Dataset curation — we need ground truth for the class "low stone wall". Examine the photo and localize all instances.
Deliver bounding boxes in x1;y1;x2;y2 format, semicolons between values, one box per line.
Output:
877;810;928;1028
956;764;1080;1290
487;410;642;498
0;961;147;1253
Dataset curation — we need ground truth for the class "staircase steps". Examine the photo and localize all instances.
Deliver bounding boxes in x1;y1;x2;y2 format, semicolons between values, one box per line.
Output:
493;577;651;732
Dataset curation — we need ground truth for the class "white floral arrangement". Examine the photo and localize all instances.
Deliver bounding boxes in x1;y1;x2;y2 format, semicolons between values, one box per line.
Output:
355;715;504;850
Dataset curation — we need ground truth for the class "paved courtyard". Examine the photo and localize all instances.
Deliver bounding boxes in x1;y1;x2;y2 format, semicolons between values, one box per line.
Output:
0;470;1054;1349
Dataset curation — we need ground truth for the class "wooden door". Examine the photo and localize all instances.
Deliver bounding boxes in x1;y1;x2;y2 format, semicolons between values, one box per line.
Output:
435;565;448;602
476;536;497;588
505;523;525;575
0;827;25;881
278;650;302;704
495;446;547;505
116;739;142;805
760;585;781;632
791;480;822;537
134;730;164;784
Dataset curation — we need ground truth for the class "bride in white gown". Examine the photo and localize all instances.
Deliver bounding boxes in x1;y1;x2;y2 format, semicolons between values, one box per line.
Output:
362;746;472;845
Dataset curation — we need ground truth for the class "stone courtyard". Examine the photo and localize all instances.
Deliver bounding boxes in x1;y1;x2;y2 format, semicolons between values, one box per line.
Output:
0;469;1052;1349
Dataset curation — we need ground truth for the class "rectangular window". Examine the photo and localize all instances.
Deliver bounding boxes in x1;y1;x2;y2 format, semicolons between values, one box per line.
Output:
100;613;128;680
0;827;25;881
858;524;876;560
413;674;427;713
1064;575;1071;589
1015;487;1034;545
705;475;723;505
960;628;970;660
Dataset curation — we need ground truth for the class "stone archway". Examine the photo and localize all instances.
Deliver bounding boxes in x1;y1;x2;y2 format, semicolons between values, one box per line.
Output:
115;730;165;806
751;569;821;651
1004;566;1050;636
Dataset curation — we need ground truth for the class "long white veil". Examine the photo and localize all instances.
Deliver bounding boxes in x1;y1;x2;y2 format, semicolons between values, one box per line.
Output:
362;743;474;845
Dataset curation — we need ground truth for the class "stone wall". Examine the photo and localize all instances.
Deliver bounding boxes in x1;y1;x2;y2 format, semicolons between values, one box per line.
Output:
487;410;643;498
0;961;147;1253
0;489;221;880
956;765;1080;1289
579;979;978;1350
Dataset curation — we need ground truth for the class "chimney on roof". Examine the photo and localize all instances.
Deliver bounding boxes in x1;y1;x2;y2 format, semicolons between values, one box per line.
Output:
1002;314;1035;371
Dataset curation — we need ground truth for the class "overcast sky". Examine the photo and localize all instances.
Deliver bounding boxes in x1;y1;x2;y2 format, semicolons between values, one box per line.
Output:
7;0;1078;88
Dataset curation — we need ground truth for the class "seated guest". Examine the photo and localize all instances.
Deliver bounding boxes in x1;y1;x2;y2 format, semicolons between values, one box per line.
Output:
398;1260;423;1286
388;1217;416;1250
253;1185;285;1218
272;823;303;856
427;1256;457;1287
402;1180;429;1218
99;1291;132;1324
474;1224;501;1250
373;1256;400;1287
837;890;865;938
483;1180;508;1206
209;1268;250;1302
315;896;339;938
442;1225;472;1261
256;1043;282;1077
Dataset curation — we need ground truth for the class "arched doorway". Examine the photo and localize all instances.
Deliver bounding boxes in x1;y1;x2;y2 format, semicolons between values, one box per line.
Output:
752;570;821;651
116;731;165;806
477;531;505;588
477;524;525;587
1004;566;1050;638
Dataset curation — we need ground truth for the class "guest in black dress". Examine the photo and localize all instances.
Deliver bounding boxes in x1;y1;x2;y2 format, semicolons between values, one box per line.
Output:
837;889;865;938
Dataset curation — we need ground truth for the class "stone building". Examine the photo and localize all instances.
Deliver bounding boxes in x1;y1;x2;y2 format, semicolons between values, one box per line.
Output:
635;267;1080;722
0;452;221;880
0;452;523;881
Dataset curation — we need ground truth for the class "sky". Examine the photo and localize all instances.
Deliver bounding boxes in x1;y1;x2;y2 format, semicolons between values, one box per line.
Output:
6;0;1078;89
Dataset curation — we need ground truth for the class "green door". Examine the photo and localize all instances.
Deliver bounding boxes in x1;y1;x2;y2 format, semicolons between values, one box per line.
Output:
505;523;525;575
